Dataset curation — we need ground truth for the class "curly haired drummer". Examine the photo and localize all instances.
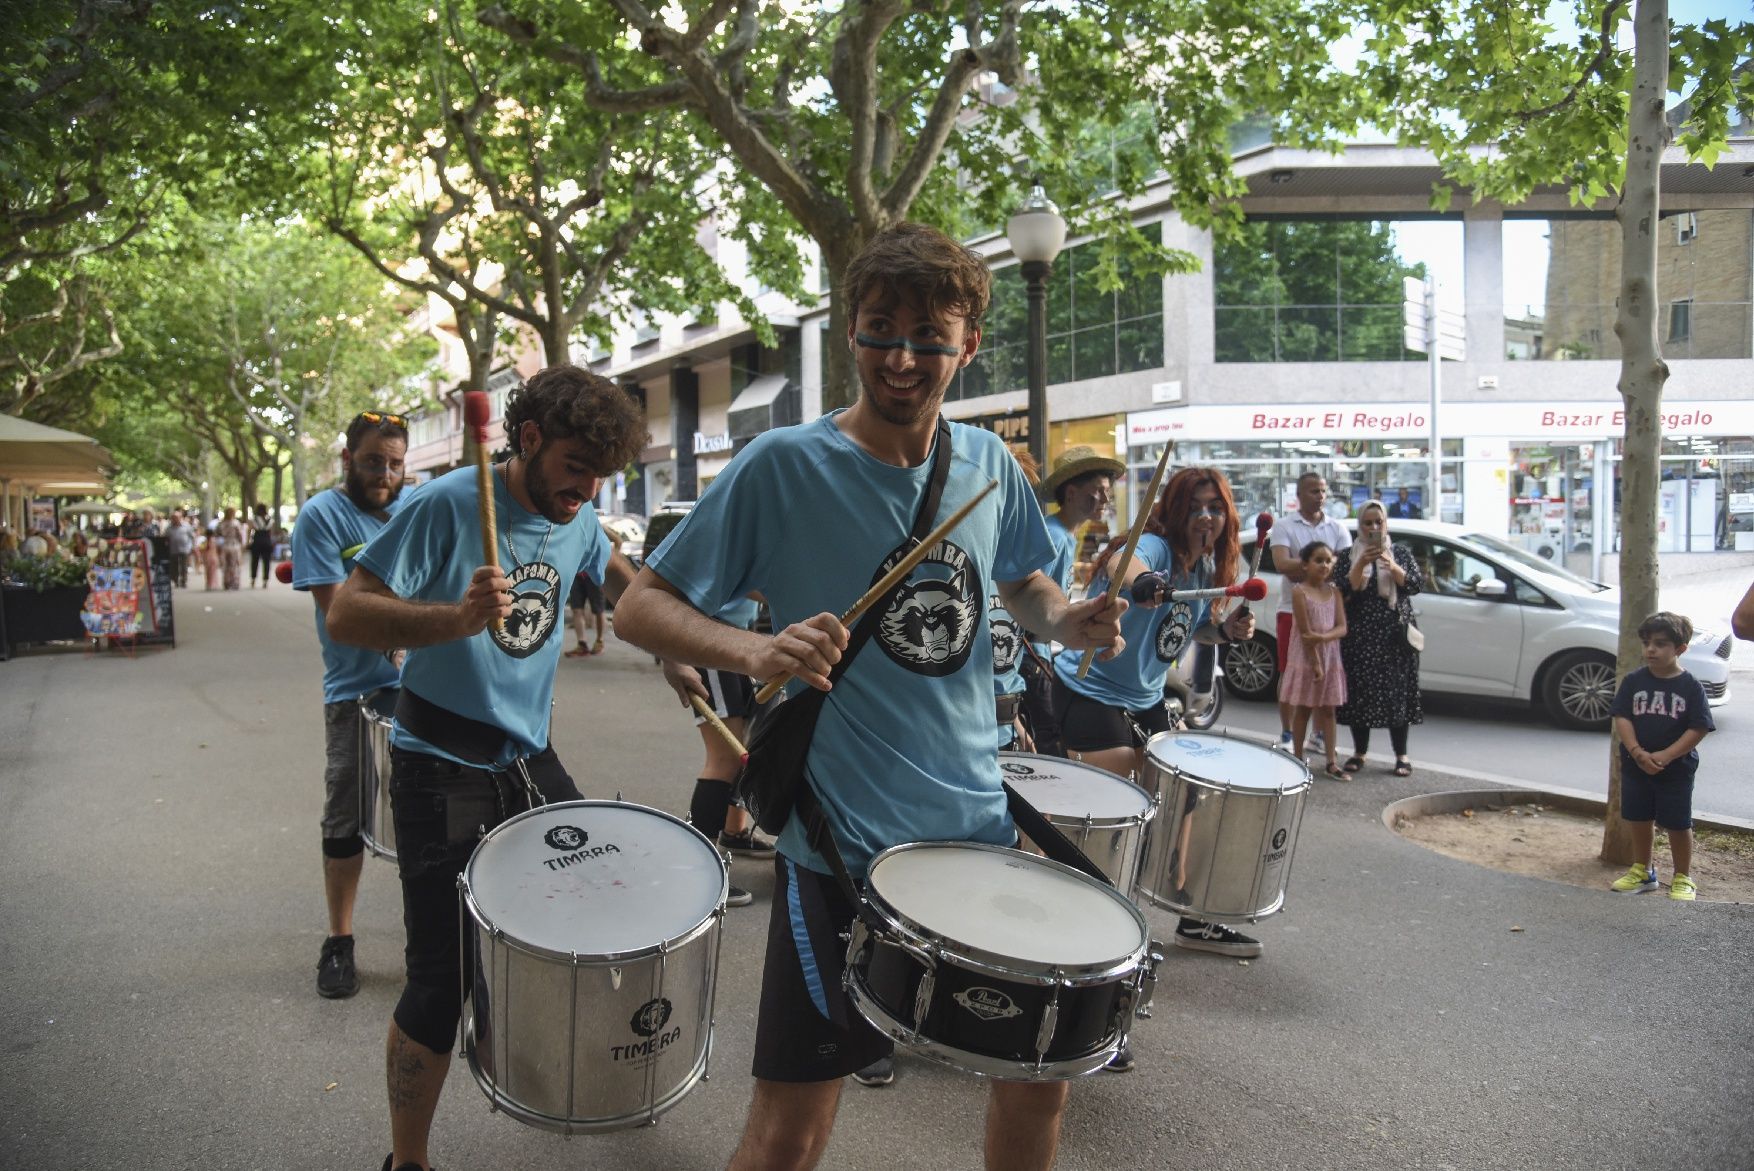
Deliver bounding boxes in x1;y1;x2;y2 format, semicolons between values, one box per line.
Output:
615;223;1126;1171
325;365;646;1171
290;409;410;1002
1051;467;1261;965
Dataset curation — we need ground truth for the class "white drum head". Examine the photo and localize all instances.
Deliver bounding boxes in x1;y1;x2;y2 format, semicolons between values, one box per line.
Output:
868;844;1142;968
465;802;725;956
1146;732;1309;793
999;753;1152;820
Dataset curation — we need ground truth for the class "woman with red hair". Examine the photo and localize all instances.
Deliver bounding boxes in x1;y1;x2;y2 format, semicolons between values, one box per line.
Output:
1053;465;1261;978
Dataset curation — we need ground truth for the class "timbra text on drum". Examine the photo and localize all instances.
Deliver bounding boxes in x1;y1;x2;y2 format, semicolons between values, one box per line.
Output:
457;800;728;1133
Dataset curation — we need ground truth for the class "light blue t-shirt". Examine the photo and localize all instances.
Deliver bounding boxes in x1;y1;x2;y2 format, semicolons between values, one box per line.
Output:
715;596;760;630
356;464;612;766
292;487;404;704
647;413;1054;877
1031;514;1079;658
1054;534;1213;711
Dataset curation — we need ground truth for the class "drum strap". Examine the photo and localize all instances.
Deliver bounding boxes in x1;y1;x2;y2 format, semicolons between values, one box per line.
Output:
394;686;513;769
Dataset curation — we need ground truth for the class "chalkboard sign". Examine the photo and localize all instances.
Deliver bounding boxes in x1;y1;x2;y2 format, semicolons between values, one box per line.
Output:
142;535;175;647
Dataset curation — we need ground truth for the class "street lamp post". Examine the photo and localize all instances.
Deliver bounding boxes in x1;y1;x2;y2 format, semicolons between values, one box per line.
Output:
1006;181;1067;475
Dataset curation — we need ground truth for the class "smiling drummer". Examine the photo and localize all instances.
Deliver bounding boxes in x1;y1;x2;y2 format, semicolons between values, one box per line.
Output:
615;223;1125;1171
325;366;645;1171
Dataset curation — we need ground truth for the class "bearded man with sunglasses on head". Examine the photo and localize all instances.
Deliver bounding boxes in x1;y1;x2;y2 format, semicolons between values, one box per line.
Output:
291;409;412;1001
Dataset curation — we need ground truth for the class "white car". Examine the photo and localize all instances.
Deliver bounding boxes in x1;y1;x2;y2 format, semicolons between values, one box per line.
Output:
1225;518;1733;731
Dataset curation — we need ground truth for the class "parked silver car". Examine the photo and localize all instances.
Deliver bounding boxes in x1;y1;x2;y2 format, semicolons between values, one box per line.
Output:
1224;518;1733;730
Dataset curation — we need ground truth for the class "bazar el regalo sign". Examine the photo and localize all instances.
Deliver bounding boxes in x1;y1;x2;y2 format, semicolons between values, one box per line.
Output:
1124;400;1753;446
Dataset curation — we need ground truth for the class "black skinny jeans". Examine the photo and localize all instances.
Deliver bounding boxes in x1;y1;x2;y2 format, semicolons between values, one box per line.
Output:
1350;724;1410;758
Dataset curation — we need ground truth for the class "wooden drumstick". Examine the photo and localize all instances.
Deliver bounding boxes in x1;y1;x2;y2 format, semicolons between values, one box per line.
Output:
689;693;748;764
464;391;502;633
1076;441;1174;679
752;478;999;704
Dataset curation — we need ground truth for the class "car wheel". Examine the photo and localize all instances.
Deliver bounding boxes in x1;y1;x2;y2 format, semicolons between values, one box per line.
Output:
1223;634;1277;703
1185;685;1224;731
1542;650;1617;731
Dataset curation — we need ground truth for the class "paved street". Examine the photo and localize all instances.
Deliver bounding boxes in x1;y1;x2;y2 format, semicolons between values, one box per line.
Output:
2;583;1750;1171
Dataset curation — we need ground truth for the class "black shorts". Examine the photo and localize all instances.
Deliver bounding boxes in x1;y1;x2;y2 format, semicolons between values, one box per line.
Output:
568;574;605;614
752;856;893;1082
1619;755;1695;830
1057;690;1172;753
695;668;755;724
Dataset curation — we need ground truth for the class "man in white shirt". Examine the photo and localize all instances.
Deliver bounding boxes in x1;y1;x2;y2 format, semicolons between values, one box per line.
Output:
1268;472;1352;748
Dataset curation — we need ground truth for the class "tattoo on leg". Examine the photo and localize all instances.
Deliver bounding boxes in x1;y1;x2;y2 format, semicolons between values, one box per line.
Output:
387;1032;432;1109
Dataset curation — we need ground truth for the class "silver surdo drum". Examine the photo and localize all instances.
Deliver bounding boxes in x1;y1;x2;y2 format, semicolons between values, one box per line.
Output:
1137;731;1310;923
999;752;1157;895
357;689;397;861
845;842;1151;1080
458;801;727;1133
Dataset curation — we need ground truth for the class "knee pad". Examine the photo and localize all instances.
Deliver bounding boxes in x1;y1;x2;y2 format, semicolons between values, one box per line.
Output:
690;778;733;839
393;977;462;1056
322;834;365;860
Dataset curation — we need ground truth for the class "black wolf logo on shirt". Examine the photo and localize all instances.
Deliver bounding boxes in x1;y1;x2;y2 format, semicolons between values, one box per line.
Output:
989;594;1021;675
1154;600;1195;663
876;539;980;677
491;561;561;659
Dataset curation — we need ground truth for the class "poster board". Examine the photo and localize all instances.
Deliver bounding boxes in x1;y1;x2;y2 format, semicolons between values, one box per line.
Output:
81;563;143;639
84;538;175;646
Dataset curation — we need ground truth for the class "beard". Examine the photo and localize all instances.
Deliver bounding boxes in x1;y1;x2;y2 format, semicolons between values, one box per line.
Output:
523;447;588;525
858;365;949;429
344;466;403;513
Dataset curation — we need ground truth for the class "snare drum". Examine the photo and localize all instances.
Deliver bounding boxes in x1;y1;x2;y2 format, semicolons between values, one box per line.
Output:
999;752;1157;895
459;801;727;1133
1136;731;1310;922
357;689;397;861
845;842;1149;1080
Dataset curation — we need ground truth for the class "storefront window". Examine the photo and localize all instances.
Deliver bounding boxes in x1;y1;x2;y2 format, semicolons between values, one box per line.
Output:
1502;212;1753;360
1605;437;1754;552
1213;218;1463;363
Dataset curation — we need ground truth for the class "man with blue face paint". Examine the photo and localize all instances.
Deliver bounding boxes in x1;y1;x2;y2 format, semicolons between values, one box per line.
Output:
616;223;1128;1171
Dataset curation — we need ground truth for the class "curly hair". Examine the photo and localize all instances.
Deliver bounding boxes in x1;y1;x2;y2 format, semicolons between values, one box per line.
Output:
502;364;649;473
1091;466;1240;585
843;222;992;332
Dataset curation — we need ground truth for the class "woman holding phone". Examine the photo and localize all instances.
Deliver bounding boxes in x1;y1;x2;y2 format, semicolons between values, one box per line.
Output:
1333;500;1425;775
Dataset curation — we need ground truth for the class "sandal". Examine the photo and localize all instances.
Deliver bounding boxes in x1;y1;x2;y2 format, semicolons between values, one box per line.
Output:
1341;755;1365;774
1323;762;1349;780
563;647;591;658
1393;760;1413;777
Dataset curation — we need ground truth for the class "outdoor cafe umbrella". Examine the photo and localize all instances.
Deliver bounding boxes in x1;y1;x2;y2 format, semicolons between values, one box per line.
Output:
0;414;113;480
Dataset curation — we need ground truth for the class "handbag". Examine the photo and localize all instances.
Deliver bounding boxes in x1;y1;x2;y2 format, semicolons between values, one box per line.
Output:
733;419;952;836
1399;590;1425;651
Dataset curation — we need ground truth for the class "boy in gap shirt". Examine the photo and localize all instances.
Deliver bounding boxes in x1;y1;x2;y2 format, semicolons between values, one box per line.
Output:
1608;611;1715;900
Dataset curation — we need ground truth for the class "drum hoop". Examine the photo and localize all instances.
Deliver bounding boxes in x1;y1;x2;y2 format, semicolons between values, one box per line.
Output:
461;799;729;964
1141;728;1313;794
863;842;1148;981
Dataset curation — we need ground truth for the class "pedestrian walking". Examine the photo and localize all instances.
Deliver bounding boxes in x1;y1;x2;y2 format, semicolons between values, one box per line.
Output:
165;510;195;587
561;569;606;655
217;508;246;590
200;528;220;591
323;365;645;1171
1334;500;1424;776
1280;540;1347;777
1608;611;1715;900
290;410;410;1000
248;503;277;588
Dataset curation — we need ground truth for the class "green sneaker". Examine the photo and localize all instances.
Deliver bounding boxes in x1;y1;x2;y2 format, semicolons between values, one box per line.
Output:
1610;863;1658;894
1669;873;1697;901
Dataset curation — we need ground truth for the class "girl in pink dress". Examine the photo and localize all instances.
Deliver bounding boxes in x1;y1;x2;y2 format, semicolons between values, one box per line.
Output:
1281;540;1348;777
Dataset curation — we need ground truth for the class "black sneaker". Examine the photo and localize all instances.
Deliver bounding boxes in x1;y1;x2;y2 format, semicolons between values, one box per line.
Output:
850;1055;895;1087
1172;918;1262;958
317;935;359;999
718;828;776;858
726;885;755;907
380;1156;429;1171
1101;1041;1136;1073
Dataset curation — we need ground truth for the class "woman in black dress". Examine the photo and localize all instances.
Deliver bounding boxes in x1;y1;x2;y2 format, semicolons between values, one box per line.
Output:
1334;500;1424;775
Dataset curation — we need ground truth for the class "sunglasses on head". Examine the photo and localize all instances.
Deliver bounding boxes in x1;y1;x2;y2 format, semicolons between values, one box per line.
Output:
356;410;407;428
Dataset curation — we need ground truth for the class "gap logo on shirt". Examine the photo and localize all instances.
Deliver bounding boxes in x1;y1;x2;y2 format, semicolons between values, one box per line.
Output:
494;560;562;658
989;594;1022;675
1629;688;1688;718
876;538;981;677
1155;599;1196;663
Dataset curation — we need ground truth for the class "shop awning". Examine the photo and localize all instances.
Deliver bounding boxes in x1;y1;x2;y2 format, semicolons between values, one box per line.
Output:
728;374;800;441
0;414;114;483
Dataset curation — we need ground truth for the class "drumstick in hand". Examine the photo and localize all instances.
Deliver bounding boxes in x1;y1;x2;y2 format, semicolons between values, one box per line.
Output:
1076;442;1174;679
1237;510;1273;618
464;391;502;633
753;479;999;704
689;693;748;765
